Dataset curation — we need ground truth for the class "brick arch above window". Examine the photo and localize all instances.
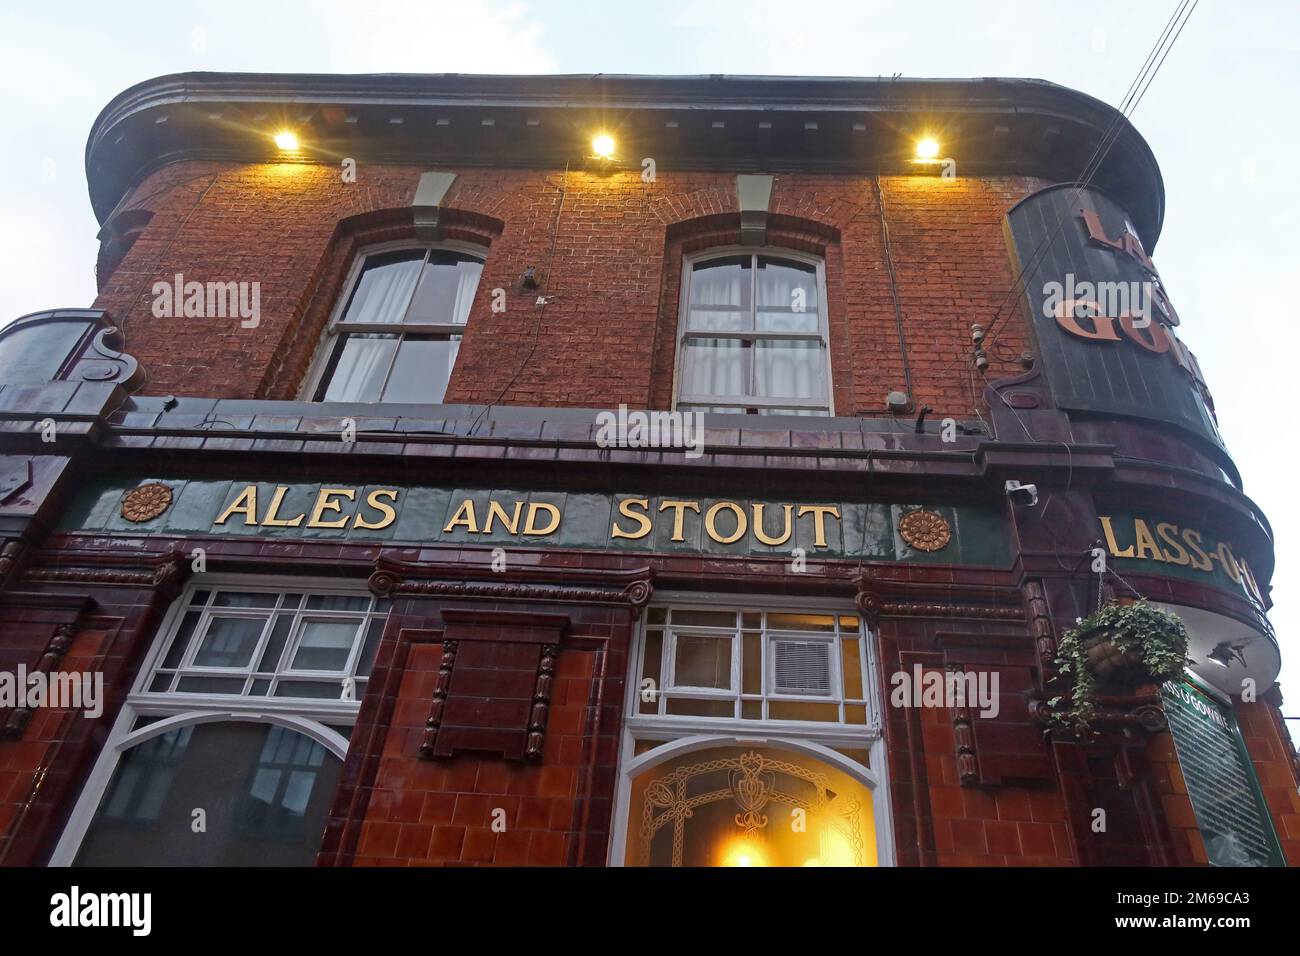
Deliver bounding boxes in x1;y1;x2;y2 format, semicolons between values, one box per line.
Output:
650;213;850;413
262;205;503;400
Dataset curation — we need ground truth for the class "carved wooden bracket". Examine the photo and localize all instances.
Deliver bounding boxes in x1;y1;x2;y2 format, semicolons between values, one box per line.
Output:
949;664;981;786
0;590;92;740
1024;580;1057;665
23;545;189;601
852;590;1024;629
368;554;653;616
0;538;29;591
852;567;1026;628
3;623;78;739
1028;691;1167;736
418;609;571;762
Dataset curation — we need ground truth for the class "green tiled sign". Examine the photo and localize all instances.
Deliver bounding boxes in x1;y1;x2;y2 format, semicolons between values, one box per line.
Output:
61;477;1013;566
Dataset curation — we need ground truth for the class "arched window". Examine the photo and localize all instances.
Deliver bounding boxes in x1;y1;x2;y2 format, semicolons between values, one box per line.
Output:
305;243;484;403
73;719;344;867
624;743;880;867
52;578;388;866
674;250;832;415
612;602;892;866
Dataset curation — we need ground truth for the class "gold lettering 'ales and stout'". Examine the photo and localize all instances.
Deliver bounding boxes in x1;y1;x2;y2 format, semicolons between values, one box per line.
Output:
215;486;399;530
211;484;843;548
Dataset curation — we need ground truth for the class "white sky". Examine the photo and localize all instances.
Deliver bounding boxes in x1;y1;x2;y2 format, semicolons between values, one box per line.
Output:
2;0;1297;712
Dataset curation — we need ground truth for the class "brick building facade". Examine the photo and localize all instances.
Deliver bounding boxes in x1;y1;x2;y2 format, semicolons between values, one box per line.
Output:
0;72;1293;867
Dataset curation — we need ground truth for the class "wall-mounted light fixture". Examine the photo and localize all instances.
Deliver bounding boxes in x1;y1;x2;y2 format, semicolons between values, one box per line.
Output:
909;135;954;177
273;130;300;151
1207;641;1248;668
914;137;940;161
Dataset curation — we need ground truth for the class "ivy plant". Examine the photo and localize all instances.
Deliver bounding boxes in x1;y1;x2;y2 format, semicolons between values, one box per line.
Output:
1048;600;1189;733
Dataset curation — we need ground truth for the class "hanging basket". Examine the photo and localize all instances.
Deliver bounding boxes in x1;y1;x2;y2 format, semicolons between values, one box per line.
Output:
1080;627;1152;690
1048;600;1190;732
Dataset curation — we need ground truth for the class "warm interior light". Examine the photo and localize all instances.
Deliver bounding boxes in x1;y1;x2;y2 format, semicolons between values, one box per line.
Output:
591;133;615;158
274;131;300;151
719;838;768;867
915;137;940;160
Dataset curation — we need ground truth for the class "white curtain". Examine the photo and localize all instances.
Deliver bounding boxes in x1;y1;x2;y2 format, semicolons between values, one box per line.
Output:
754;339;822;401
756;258;818;333
449;260;483;325
343;255;422;324
381;336;460;403
406;255;483;325
688;258;750;332
681;337;746;399
683;256;825;405
323;334;398;401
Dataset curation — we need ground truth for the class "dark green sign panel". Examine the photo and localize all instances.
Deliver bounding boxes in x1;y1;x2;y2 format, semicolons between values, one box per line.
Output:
60;476;1013;566
1161;680;1284;867
1098;511;1268;611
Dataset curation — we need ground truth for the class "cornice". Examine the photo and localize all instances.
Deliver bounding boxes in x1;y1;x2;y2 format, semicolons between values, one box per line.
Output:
84;72;1165;244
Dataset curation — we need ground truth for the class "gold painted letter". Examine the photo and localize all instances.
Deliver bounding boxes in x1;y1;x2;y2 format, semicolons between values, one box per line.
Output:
1156;522;1190;566
797;505;841;549
354;489;399;530
484;500;524;535
658;500;701;542
1182;528;1214;572
444;499;479;534
704;501;747;544
523;502;561;536
1132;520;1165;561
262;486;306;527
309;488;356;529
1099;516;1134;558
215;486;258;526
751;503;794;546
611;498;653;540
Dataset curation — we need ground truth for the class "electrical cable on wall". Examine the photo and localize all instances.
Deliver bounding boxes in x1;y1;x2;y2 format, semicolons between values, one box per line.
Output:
469;160;569;436
872;175;914;403
981;0;1199;355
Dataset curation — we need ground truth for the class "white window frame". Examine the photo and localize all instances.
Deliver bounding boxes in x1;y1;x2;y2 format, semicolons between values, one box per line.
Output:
664;628;738;694
638;605;868;720
609;592;893;866
300;239;487;403
49;574;383;866
671;247;834;416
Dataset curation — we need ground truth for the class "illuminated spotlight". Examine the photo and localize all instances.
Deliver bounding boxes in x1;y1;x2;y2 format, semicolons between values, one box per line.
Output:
915;137;940;160
591;133;616;159
274;130;300;151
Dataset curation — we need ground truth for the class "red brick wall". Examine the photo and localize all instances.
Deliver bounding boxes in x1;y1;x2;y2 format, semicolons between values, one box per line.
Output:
0;580;168;866
351;642;599;866
918;694;1074;866
0;629;114;854
1237;699;1300;865
92;161;1039;416
894;661;1074;866
1146;728;1210;865
318;594;632;868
